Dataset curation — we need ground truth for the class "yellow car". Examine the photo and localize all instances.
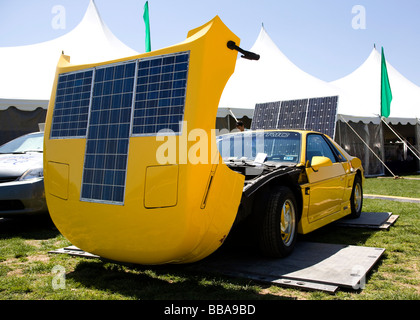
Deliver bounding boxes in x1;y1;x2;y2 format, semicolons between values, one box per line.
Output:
43;16;363;265
216;129;364;258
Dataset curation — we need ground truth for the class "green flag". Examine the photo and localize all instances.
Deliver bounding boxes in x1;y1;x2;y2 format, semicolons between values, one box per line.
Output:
380;47;392;118
143;1;151;52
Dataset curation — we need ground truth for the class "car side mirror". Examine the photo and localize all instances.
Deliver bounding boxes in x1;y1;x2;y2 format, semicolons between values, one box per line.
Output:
308;156;333;172
350;157;361;170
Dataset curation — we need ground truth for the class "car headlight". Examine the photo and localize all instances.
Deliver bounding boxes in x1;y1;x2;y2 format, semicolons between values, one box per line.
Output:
19;167;44;181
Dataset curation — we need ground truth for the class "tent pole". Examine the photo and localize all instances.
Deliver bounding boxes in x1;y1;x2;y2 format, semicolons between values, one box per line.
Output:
380;116;420;161
228;108;238;122
339;115;398;178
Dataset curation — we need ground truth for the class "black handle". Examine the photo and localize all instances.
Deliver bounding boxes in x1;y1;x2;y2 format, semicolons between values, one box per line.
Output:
227;41;260;61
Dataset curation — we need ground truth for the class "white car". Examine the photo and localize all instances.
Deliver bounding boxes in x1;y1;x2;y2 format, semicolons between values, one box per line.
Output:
0;132;47;216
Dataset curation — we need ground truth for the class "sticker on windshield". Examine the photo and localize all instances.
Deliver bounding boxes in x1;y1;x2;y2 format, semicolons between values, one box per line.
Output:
283;156;295;161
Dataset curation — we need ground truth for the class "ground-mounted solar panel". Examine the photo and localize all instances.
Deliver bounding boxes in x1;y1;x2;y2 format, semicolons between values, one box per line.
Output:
132;52;189;135
251;96;338;137
306;96;338;138
80;60;136;204
50;70;93;138
251;101;281;130
277;99;308;130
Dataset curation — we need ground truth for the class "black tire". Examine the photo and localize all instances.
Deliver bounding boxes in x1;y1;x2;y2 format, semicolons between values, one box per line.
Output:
349;175;363;219
258;186;298;258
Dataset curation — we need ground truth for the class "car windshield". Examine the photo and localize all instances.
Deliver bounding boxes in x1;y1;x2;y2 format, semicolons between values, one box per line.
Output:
217;131;301;164
0;132;44;154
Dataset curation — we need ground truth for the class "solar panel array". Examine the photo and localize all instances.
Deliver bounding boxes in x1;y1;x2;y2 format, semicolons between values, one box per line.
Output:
50;51;190;204
251;96;338;137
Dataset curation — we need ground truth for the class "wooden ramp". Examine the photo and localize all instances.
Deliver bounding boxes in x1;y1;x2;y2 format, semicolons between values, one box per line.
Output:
50;211;394;293
334;211;399;229
197;242;385;293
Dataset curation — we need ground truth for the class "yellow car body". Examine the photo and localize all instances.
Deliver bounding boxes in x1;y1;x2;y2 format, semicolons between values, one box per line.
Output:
217;129;364;232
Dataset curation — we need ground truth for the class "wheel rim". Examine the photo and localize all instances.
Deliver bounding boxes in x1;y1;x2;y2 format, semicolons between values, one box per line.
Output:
353;183;362;212
280;199;296;247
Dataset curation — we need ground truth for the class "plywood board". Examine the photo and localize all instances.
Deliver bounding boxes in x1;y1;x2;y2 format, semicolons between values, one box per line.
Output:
197;242;385;292
335;212;399;229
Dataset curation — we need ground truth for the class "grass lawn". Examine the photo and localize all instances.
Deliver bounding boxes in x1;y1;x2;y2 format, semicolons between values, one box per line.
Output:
0;176;419;301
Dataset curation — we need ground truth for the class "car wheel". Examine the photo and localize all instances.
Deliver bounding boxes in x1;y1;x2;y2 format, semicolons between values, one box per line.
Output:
349;175;363;219
259;186;297;258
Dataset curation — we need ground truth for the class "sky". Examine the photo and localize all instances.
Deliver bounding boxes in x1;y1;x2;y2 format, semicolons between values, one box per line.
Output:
0;0;419;86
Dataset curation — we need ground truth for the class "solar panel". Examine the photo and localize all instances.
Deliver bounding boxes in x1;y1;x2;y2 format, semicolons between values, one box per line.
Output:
251;101;281;130
51;70;93;138
132;52;189;135
251;96;338;137
306;96;338;137
80;60;136;204
276;99;308;130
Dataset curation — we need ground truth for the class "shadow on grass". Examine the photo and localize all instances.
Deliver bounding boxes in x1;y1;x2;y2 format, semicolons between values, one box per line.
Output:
67;259;295;300
0;215;59;241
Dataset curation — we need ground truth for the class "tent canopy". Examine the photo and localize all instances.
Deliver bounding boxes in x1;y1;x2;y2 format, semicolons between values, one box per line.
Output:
332;48;420;125
218;26;339;118
218;27;420;126
0;0;138;111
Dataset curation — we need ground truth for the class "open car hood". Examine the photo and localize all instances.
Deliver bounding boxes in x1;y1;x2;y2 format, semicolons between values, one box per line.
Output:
44;16;245;264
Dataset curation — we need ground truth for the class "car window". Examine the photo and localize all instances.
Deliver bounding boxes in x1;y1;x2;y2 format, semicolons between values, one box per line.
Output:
217;131;301;164
0;133;44;154
306;134;337;163
325;138;347;162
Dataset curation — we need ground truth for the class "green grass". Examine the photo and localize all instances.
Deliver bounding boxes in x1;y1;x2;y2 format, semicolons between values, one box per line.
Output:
364;175;420;199
0;176;419;301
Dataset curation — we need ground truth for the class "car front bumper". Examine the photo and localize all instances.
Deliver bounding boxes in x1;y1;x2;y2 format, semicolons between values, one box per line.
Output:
0;178;48;216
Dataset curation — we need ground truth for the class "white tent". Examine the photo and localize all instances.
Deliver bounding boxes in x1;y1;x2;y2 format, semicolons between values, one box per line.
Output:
332;47;420;125
217;25;339;119
0;0;138;111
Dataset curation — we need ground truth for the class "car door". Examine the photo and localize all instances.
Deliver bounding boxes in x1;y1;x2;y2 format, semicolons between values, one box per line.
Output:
305;134;346;223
